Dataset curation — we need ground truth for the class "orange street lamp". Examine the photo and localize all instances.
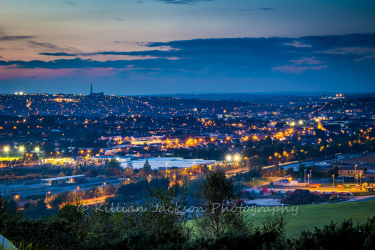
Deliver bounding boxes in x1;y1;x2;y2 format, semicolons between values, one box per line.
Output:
308;174;310;186
4;146;9;157
234;155;240;161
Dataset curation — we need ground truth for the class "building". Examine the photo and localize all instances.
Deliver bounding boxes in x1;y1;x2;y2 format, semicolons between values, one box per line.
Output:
339;166;366;176
120;157;221;170
42;175;86;185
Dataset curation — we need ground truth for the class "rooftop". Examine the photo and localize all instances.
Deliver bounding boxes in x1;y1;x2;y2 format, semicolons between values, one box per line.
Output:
41;175;86;181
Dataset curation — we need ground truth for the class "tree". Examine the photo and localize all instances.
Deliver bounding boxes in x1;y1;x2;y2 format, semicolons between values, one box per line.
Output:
123;167;134;177
286;167;295;176
103;184;115;196
42;116;56;128
104;159;122;176
157;169;164;177
88;168;99;177
143;159;151;173
247;156;268;169
50;194;63;208
137;183;191;244
186;175;205;196
274;161;280;171
194;170;249;238
328;165;340;177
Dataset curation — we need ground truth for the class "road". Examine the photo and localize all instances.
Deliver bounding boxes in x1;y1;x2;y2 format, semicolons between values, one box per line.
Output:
63;195;114;206
343;194;375;203
225;160;304;178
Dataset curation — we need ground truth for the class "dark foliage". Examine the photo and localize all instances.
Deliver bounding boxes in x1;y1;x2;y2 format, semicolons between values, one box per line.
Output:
282;189;325;205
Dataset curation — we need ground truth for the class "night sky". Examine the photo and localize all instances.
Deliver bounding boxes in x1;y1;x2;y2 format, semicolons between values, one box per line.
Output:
1;0;375;95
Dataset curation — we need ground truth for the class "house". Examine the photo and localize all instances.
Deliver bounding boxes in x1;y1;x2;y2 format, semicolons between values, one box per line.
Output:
339;166;365;176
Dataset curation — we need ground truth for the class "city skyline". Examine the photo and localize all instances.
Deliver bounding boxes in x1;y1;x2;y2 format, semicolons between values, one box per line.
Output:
1;0;375;94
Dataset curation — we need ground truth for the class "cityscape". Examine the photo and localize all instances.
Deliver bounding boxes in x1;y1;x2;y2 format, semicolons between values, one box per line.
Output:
1;0;375;249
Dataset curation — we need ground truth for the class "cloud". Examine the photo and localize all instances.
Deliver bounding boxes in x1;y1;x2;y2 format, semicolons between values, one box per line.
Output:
289;57;324;65
285;41;311;48
115;18;126;21
0;33;35;41
321;47;375;55
297;34;375;51
64;1;76;6
158;0;212;4
28;41;80;52
273;56;327;74
0;65;120;80
320;47;375;62
2;34;375;80
40;52;77;56
0;29;36;42
272;65;327;74
238;8;278;11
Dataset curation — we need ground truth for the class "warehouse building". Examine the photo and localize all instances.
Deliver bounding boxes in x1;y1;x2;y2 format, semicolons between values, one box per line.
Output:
120;157;221;170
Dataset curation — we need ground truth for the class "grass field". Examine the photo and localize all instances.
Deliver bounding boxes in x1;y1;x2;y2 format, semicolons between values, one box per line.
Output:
187;199;375;238
0;157;20;161
245;199;375;238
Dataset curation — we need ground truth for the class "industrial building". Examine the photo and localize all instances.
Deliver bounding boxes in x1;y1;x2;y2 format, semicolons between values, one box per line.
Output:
120;157;221;170
42;175;86;185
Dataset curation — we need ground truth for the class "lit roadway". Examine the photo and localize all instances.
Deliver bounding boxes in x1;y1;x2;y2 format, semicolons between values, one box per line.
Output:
225;160;301;178
62;195;114;206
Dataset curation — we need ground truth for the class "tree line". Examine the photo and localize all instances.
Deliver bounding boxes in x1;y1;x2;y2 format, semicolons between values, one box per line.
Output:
1;170;375;249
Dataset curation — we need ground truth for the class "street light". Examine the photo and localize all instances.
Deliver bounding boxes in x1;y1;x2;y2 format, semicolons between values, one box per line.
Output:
234;155;240;162
19;146;24;157
226;155;232;162
4;146;9;157
308;174;310;186
46;191;51;201
356;175;358;186
35;147;40;164
332;174;335;190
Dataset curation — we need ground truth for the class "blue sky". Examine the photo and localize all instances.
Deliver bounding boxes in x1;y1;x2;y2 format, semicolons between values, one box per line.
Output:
1;0;375;94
